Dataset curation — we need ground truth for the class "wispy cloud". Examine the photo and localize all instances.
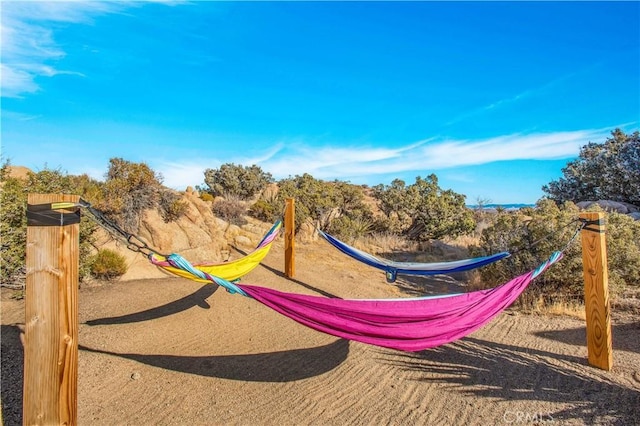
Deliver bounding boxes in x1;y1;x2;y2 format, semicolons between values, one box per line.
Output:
253;128;612;182
0;1;180;98
445;72;578;126
0;109;42;121
151;128;613;189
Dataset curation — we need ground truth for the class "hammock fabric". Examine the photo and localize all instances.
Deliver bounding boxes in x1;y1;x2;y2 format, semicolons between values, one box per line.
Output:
318;230;510;283
149;220;282;282
200;251;563;352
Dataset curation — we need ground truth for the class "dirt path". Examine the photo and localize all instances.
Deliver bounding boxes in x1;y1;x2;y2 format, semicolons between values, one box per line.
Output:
2;239;639;425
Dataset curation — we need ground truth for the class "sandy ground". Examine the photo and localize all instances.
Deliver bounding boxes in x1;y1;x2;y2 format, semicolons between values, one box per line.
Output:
2;238;639;425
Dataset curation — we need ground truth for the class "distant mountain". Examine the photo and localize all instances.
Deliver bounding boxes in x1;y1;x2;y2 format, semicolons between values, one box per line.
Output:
466;203;535;210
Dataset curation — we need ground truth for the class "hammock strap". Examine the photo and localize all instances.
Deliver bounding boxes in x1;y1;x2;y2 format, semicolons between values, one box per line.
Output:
26;202;81;226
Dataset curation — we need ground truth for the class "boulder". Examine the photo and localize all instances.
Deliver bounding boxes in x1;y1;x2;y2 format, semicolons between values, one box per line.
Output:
94;193;277;281
576;200;629;214
576;200;640;215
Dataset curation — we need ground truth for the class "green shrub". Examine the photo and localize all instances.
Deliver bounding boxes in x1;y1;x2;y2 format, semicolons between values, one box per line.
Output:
543;129;639;205
0;161;98;285
200;193;214;202
89;249;128;280
471;199;640;307
267;174;375;233
249;199;277;222
202;163;273;200
372;175;475;241
328;216;373;241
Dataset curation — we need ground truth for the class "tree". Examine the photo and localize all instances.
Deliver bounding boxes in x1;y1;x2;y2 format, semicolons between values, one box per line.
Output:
372;179;416;234
372;174;475;241
250;173;374;237
97;158;165;232
542;129;640;205
202;163;274;200
275;174;360;230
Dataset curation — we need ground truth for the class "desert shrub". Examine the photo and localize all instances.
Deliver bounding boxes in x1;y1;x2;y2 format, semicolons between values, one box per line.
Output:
159;190;188;223
328;216;373;241
212;194;247;225
0;173;28;286
96;158;164;233
89;249;128;280
372;174;475;241
359;231;411;254
604;212;640;295
472;199;640;307
266;174;374;234
0;161;99;285
200;192;214;202
249;199;277;222
202;163;273;200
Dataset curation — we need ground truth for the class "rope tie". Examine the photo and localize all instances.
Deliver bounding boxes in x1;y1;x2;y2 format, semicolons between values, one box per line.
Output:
163;253;248;296
531;251;563;279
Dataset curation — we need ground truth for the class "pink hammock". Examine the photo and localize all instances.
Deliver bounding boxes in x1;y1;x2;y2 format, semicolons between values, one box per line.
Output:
233;252;562;352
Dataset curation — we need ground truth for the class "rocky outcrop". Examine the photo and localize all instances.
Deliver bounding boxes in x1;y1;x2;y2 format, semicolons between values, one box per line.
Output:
576;200;640;220
576;200;639;214
94;190;276;281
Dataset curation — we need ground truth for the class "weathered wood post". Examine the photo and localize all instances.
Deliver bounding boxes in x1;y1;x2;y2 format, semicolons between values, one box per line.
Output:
579;211;613;371
284;198;295;278
24;194;80;425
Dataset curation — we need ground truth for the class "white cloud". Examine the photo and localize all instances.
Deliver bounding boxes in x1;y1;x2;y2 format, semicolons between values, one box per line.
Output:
0;1;171;98
0;109;42;121
153;160;207;191
445;72;576;126
256;128;612;181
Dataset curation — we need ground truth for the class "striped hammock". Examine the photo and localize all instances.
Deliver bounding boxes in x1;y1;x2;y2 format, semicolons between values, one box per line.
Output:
318;230;510;283
149;220;282;282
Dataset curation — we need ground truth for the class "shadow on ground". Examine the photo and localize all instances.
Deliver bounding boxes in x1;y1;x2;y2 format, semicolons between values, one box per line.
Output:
386;336;640;425
534;320;640;354
81;338;349;382
1;325;23;426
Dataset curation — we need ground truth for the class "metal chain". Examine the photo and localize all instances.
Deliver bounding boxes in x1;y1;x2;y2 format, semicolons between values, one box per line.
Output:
78;199;167;257
509;217;585;256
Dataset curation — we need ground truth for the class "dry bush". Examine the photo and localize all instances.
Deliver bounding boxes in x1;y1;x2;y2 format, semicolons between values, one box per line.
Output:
212;194;248;225
357;232;413;253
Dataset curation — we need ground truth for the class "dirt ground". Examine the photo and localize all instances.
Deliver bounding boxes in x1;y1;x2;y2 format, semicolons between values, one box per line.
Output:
2;238;639;425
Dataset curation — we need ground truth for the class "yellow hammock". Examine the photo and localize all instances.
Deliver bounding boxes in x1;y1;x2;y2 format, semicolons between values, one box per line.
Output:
149;220;282;282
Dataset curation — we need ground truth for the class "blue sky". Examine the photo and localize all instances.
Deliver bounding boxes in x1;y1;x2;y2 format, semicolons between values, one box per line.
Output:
2;1;638;204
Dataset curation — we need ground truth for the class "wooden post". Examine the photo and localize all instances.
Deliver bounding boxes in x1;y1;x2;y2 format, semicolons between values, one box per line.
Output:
24;194;80;425
284;198;295;278
579;212;612;371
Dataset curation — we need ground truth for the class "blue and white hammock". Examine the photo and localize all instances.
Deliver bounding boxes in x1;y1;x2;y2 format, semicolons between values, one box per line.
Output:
318;230;510;283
